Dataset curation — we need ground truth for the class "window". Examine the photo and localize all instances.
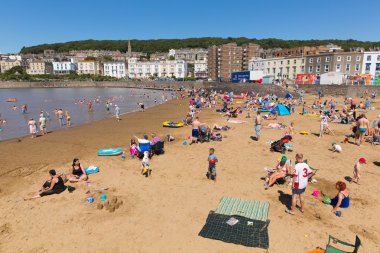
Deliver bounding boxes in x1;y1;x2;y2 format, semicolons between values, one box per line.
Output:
376;63;380;71
309;58;313;63
294;60;297;64
301;66;304;73
336;64;341;72
308;66;313;73
347;56;351;61
317;57;321;63
326;56;330;62
367;55;371;61
377;55;380;61
316;65;321;72
324;65;330;72
287;60;290;65
356;56;361;61
345;64;350;71
280;61;283;65
355;64;360;71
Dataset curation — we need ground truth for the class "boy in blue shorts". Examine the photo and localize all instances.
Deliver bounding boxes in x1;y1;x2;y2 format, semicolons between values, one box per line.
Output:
207;148;218;181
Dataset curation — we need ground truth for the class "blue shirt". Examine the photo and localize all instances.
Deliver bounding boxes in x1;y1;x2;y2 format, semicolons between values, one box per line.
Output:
208;154;217;162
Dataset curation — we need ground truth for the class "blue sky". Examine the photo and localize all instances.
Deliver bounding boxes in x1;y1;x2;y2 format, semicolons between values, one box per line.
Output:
1;0;379;53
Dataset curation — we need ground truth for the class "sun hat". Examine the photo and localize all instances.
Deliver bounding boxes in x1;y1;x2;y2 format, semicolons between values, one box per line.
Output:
359;157;367;164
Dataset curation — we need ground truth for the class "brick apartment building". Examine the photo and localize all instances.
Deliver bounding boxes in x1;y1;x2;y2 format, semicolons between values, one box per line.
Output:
208;43;261;81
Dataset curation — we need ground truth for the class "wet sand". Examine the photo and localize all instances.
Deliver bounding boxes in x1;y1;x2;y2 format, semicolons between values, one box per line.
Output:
0;95;379;253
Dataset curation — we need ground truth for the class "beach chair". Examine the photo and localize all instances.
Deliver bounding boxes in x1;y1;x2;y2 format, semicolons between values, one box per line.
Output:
137;141;152;159
325;235;361;253
151;141;165;155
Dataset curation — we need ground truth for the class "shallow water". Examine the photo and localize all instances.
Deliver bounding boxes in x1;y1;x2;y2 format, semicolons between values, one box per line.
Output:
0;88;173;141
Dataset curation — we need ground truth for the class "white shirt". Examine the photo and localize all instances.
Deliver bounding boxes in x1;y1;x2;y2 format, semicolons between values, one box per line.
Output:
320;115;328;125
292;162;312;189
333;144;342;153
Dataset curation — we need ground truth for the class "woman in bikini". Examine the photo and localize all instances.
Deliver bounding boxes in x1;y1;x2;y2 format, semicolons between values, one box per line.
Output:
265;156;290;189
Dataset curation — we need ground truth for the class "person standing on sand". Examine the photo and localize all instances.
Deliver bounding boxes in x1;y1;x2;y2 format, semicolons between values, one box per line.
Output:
191;117;201;144
286;153;314;215
351;157;366;184
356;113;369;146
28;118;37;138
39;114;47;135
319;111;329;138
254;111;261;141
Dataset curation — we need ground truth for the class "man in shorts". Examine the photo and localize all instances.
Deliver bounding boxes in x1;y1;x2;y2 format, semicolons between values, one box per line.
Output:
286;153;314;215
191;117;201;144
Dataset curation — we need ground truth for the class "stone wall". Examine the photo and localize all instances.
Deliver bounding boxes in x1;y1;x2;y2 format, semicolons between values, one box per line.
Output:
298;84;380;97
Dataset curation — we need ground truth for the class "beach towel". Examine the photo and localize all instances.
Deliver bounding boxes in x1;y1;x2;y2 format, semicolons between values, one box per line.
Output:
215;197;269;222
199;212;269;249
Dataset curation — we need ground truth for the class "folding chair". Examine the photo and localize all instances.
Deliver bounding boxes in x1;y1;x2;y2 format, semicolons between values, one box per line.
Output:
325;235;361;253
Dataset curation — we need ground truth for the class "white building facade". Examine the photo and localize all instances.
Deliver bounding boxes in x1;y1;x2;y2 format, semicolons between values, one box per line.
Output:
128;58;187;79
103;62;126;78
194;59;208;79
249;56;305;81
362;52;380;77
52;61;76;75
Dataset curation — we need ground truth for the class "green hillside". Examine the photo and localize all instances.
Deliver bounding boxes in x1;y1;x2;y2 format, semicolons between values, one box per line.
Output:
20;37;380;55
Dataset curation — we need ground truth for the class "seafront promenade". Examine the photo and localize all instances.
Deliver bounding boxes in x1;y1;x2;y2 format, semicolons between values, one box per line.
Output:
1;80;380;97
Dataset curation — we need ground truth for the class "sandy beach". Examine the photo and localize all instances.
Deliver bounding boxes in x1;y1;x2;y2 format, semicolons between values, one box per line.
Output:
0;93;379;253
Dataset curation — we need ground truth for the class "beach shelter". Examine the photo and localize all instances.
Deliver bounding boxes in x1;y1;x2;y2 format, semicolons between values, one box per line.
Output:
271;104;290;116
285;93;293;100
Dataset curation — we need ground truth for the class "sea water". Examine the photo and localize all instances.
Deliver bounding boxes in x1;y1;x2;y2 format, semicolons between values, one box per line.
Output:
0;87;173;141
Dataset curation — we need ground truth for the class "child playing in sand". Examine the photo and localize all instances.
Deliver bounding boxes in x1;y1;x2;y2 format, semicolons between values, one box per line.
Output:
331;142;342;153
352;157;366;184
141;151;151;177
207;148;218;181
285;122;295;136
130;139;139;158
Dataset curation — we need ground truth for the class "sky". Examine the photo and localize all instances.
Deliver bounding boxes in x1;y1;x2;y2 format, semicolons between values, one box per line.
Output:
1;0;379;53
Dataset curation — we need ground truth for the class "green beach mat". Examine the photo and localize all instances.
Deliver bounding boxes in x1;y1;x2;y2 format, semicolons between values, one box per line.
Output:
215;197;269;222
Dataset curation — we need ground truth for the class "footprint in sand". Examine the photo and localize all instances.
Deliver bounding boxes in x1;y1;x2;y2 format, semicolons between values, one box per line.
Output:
349;225;378;241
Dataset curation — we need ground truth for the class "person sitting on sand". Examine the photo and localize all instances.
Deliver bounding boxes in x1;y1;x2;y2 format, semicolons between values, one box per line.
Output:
150;133;161;146
324;181;350;214
373;122;380;144
264;156;290;189
351;157;366;184
266;111;278;120
24;170;66;200
287;122;295;135
130;139;139;158
69;158;88;182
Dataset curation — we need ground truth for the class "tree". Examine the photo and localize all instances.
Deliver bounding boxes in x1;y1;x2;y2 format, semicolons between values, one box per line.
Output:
169;55;175;60
85;56;97;61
